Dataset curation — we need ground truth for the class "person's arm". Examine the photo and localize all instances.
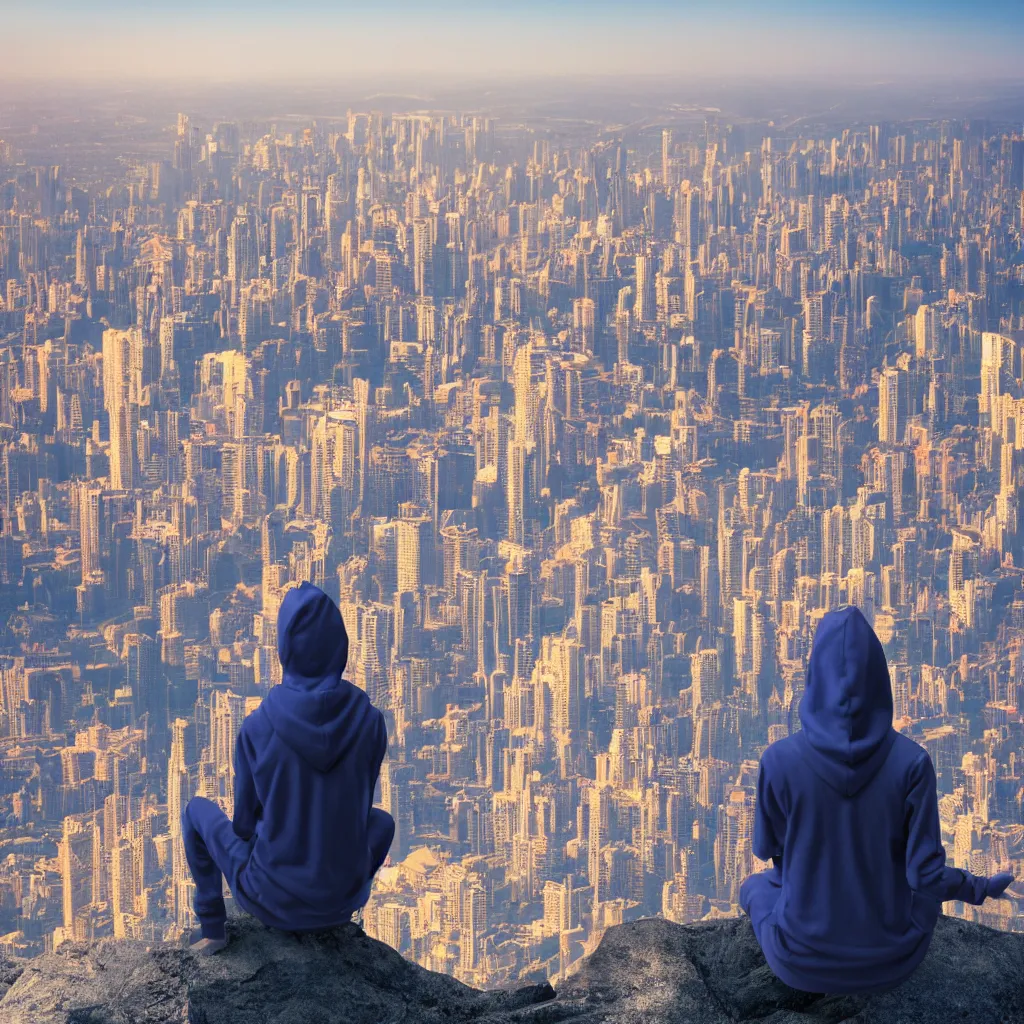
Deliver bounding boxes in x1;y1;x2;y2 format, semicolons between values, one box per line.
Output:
905;751;989;905
753;756;785;881
233;726;262;841
369;710;388;802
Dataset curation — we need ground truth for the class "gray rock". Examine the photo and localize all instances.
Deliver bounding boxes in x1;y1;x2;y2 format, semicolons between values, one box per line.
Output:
549;914;1024;1023
0;960;22;1004
0;916;553;1024
0;913;1021;1024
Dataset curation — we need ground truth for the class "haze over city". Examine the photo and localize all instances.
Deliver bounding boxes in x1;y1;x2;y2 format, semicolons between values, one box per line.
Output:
0;0;1023;992
3;1;1024;81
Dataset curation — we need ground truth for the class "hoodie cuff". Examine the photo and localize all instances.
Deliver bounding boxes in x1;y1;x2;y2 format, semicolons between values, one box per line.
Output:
953;869;988;905
200;920;227;940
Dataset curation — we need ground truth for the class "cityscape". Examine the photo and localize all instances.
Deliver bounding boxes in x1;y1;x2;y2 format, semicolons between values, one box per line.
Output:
1;58;1024;991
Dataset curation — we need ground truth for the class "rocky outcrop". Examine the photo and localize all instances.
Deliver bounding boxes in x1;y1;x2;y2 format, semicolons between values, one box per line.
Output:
551;914;1024;1022
0;912;1021;1023
0;916;552;1024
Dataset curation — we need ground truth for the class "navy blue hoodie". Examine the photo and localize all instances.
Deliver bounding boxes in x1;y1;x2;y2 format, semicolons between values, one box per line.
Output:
232;582;388;930
753;606;994;994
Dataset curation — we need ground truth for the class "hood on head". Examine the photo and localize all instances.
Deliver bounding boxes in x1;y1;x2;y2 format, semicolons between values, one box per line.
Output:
266;582;366;772
277;581;348;685
262;675;376;773
797;606;897;797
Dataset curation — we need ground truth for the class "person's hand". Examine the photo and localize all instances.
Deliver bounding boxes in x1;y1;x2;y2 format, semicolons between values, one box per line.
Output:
986;873;1015;899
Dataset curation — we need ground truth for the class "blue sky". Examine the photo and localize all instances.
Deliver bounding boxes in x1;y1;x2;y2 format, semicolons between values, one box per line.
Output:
0;1;1021;81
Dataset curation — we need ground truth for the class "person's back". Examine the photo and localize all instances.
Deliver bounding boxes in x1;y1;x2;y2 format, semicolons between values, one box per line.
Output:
236;582;391;928
741;606;1012;994
182;582;394;952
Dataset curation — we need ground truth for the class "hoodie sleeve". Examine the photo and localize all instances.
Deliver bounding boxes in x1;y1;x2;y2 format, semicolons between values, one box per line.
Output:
232;726;262;842
369;710;388;797
905;750;988;905
753;755;786;869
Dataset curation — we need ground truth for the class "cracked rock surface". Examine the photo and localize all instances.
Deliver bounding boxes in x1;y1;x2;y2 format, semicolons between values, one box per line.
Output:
0;913;1021;1023
0;916;553;1024
549;915;1024;1023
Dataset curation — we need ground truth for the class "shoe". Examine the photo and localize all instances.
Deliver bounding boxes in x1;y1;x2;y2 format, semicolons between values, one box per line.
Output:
190;936;229;957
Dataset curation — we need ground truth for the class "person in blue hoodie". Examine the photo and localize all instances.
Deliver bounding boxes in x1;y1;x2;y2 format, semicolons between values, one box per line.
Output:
741;605;1014;994
182;582;394;955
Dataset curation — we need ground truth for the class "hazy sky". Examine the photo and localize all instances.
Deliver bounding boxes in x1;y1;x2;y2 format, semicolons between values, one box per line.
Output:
0;0;1022;82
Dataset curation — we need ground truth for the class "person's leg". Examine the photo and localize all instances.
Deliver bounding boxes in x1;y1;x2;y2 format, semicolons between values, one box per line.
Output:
366;808;396;877
182;796;252;951
347;809;396;922
740;868;782;948
740;870;825;997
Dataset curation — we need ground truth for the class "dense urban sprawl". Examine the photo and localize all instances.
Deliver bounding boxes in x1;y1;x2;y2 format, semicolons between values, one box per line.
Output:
0;95;1023;987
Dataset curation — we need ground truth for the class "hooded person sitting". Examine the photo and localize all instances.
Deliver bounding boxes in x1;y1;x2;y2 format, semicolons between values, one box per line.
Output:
182;582;394;955
741;605;1014;994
